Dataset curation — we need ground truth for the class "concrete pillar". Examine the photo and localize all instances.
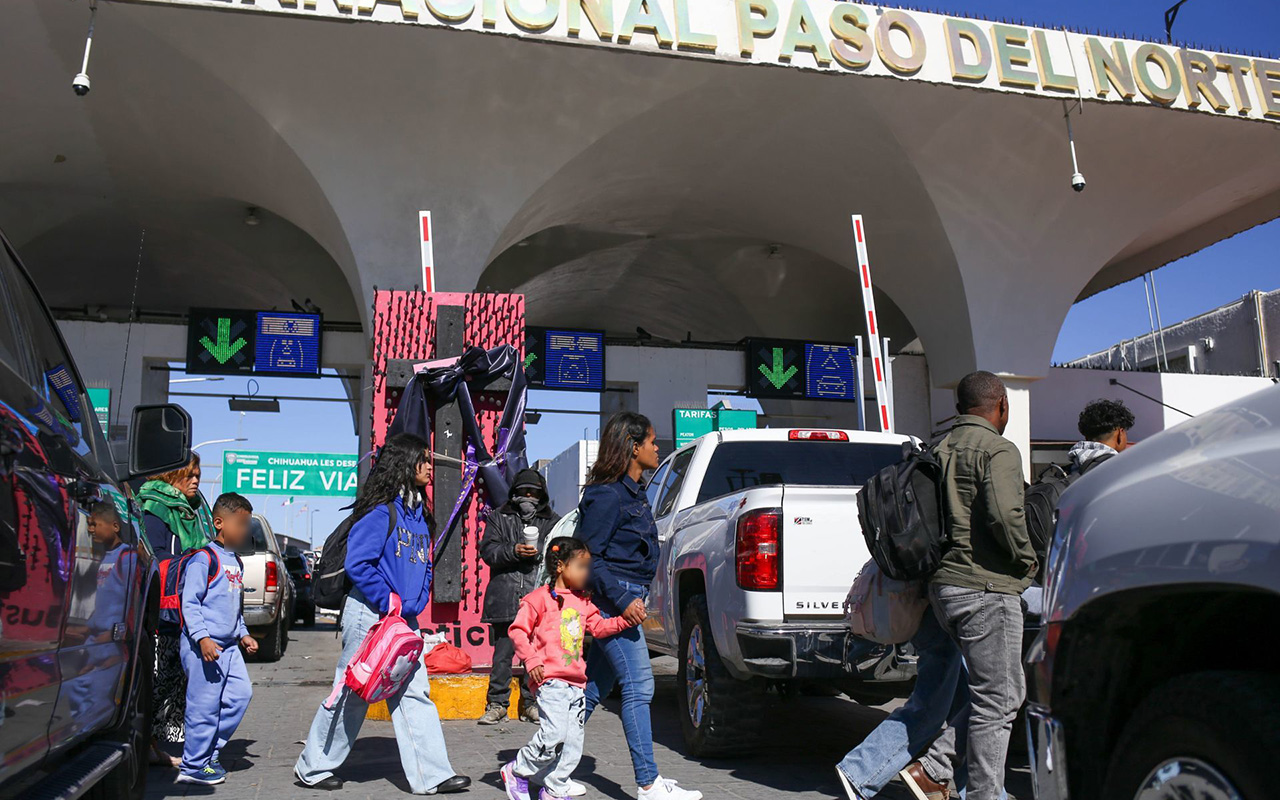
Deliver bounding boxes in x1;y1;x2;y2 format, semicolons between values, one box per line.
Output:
1001;376;1036;479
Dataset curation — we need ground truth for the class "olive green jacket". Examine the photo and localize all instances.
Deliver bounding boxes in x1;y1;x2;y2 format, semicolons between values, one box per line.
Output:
931;415;1036;595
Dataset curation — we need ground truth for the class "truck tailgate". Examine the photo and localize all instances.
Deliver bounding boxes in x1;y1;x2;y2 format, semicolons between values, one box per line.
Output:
781;486;868;619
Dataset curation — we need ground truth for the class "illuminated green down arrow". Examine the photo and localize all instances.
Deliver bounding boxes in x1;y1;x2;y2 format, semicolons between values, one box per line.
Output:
758;347;797;389
523;352;537;369
200;317;248;364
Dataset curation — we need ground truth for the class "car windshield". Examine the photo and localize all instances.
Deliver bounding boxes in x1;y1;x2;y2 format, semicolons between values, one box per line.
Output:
695;441;903;505
236;519;272;557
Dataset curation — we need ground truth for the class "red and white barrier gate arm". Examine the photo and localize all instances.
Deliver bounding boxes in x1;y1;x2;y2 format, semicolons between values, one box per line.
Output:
851;214;894;432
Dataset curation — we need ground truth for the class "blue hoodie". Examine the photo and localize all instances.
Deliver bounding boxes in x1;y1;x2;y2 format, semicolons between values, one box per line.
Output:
181;540;249;646
345;496;434;618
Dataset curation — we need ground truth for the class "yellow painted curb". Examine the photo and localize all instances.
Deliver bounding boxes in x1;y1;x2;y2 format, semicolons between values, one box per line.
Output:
367;676;522;721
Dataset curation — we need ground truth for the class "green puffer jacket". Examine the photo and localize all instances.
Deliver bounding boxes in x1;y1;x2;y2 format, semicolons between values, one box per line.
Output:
138;479;213;553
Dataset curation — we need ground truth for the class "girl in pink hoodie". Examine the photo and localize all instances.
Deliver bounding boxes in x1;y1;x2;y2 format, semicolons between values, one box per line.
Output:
503;537;635;800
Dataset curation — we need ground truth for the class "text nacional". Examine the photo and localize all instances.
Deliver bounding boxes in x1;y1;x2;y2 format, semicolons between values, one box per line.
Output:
129;0;1280;122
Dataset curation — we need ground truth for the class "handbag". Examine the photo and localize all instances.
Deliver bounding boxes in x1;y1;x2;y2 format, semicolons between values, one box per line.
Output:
844;559;928;645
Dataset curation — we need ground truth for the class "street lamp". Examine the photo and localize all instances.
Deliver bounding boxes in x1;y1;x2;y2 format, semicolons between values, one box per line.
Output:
193;437;248;451
309;508;321;546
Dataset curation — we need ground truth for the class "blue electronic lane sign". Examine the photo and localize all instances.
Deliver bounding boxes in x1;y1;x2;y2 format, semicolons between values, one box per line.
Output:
255;312;322;377
804;344;858;401
526;327;605;392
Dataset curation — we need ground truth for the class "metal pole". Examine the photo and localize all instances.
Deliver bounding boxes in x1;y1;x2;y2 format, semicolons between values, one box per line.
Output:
853;335;866;432
1149;271;1171;371
882;337;895;432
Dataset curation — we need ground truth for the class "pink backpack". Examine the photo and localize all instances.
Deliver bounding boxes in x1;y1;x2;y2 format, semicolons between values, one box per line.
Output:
323;593;424;708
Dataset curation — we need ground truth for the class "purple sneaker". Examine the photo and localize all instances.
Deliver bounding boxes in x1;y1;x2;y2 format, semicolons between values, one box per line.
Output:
502;761;531;800
540;790;570;800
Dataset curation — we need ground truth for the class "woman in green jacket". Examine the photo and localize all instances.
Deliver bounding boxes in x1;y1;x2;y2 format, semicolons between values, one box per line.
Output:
139;453;213;767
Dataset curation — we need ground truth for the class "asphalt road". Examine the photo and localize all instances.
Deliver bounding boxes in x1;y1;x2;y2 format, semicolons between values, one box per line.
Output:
146;620;1032;799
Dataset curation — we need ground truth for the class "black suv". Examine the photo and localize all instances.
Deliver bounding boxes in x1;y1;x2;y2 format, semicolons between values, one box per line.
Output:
285;550;316;627
0;230;193;799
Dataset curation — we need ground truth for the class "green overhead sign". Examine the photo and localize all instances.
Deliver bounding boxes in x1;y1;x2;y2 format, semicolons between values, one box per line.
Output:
673;405;758;450
222;450;358;498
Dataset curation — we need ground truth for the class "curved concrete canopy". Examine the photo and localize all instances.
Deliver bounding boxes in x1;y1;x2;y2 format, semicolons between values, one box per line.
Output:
1;0;1278;386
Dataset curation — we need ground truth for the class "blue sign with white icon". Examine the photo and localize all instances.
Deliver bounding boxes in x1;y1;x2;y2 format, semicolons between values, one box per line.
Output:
804;344;858;401
254;312;322;376
540;328;605;392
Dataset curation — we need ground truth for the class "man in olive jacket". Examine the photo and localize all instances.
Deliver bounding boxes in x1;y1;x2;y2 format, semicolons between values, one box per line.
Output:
900;371;1036;800
478;468;560;725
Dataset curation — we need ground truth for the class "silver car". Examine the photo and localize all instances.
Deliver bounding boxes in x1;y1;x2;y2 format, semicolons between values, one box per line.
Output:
1026;384;1280;800
236;513;294;662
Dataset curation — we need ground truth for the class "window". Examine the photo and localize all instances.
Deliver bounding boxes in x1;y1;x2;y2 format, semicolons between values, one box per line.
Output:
695;441;903;505
654;450;695;519
238;518;273;557
645;462;671;508
0;242;30;378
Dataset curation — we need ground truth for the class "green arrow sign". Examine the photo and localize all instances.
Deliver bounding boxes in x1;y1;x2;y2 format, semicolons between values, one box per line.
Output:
200;317;248;364
758;347;798;389
523;352;537;369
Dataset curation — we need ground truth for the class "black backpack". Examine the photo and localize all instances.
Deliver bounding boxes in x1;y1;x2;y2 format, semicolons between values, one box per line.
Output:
313;503;396;609
1024;455;1113;582
857;442;948;581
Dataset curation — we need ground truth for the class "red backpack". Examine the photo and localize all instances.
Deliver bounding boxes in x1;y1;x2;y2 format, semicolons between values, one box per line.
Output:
157;546;220;629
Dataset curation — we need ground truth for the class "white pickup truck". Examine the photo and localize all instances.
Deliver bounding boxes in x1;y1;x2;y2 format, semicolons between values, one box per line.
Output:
643;427;917;755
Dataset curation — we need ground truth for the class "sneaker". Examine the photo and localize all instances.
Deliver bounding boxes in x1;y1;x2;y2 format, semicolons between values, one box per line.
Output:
565;779;587;797
175;766;226;786
502;761;531;800
899;762;950;800
520;703;540;724
835;767;867;800
637;776;702;800
479;704;509;725
540;790;569;800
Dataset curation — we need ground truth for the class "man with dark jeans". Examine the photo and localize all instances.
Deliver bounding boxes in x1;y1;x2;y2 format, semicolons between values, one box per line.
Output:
900;371;1036;800
478;469;560;726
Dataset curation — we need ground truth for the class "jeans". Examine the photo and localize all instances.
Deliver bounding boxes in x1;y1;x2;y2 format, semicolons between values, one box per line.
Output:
179;636;252;776
918;585;1025;800
487;622;532;709
515;679;587;795
837;610;968;797
584;580;658;787
295;591;455;793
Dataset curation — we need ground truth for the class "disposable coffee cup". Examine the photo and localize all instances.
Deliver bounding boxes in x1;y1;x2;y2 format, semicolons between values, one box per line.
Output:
522;525;540;547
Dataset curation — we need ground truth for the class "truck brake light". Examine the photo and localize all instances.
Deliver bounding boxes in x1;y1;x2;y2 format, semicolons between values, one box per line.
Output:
266;560;279;591
788;430;849;441
736;508;781;591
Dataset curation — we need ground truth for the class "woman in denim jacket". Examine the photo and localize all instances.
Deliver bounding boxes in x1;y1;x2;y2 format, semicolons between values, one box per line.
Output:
578;412;702;800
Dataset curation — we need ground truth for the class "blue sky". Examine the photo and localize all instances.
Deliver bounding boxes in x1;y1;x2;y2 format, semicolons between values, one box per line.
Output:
176;0;1280;539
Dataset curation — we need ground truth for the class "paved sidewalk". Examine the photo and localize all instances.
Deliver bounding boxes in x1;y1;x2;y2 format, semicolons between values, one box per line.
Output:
147;620;1031;799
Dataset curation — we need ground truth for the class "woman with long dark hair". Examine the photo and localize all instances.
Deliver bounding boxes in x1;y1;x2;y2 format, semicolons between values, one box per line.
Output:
578;413;702;800
294;433;470;794
139;452;213;767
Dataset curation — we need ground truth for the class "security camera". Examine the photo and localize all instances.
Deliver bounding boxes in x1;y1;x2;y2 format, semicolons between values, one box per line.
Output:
1071;172;1086;193
72;72;91;97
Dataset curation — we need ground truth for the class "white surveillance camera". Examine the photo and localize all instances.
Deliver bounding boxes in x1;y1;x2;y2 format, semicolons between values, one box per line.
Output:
72;72;91;97
1071;172;1086;193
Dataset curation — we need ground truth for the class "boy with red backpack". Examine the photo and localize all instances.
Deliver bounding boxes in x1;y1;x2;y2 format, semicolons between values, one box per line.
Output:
176;493;258;786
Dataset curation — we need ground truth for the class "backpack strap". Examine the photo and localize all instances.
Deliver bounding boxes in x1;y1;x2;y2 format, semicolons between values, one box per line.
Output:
203;546;221;584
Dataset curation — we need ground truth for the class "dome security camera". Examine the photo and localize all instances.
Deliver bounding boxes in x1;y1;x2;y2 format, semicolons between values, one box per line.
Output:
72;72;91;97
1071;172;1086;193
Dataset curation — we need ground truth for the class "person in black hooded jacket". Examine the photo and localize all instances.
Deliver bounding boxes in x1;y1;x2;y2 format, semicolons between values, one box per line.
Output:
478;468;560;725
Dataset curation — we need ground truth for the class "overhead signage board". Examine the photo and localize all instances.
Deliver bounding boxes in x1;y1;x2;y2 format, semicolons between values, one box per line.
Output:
746;338;861;403
87;387;110;429
716;407;758;432
221;450;358;498
673;409;716;450
127;1;1280;127
255;311;322;377
187;308;323;376
525;326;606;392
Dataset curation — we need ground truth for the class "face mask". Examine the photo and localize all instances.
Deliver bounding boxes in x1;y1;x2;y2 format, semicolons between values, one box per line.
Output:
514;497;539;518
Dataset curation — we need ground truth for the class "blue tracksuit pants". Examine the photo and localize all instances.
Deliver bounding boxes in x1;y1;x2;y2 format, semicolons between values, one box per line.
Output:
180;636;253;775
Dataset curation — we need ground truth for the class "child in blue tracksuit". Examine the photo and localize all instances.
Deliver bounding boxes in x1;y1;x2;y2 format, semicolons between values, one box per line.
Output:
177;493;258;786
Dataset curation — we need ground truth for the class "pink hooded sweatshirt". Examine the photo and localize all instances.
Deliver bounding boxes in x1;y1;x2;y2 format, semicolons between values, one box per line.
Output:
508;585;632;689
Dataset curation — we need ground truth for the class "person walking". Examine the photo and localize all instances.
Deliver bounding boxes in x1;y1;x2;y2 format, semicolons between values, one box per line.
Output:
294;433;470;795
899;371;1036;800
478;468;560;726
1068;398;1134;472
139;452;213;768
580;412;702;800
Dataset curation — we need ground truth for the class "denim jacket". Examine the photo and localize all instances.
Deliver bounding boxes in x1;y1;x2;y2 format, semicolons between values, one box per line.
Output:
577;476;660;614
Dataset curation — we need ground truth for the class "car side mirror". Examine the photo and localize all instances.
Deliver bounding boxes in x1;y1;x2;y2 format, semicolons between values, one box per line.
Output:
128;404;192;478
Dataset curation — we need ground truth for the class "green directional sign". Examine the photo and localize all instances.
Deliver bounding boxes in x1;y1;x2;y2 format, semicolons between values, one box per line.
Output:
746;338;804;399
188;309;256;375
222;450;359;498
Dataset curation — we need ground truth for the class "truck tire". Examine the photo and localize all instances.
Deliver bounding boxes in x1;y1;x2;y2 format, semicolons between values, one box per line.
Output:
88;632;153;800
677;595;766;757
1101;671;1280;800
258;614;286;662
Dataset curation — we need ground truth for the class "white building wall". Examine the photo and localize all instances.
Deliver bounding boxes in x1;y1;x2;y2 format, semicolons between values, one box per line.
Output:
540;440;597;517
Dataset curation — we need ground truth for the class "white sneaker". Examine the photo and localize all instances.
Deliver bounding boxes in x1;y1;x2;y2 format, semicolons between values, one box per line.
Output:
637;776;702;800
565;780;587;797
835;767;867;800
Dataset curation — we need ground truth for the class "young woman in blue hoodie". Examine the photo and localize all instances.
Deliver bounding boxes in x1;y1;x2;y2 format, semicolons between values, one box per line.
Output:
295;433;471;795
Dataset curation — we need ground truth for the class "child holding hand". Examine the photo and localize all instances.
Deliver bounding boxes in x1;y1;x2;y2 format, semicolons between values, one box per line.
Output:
503;537;636;800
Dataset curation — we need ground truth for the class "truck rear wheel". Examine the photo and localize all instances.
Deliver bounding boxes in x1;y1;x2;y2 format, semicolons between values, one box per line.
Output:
1101;671;1279;800
677;595;765;757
